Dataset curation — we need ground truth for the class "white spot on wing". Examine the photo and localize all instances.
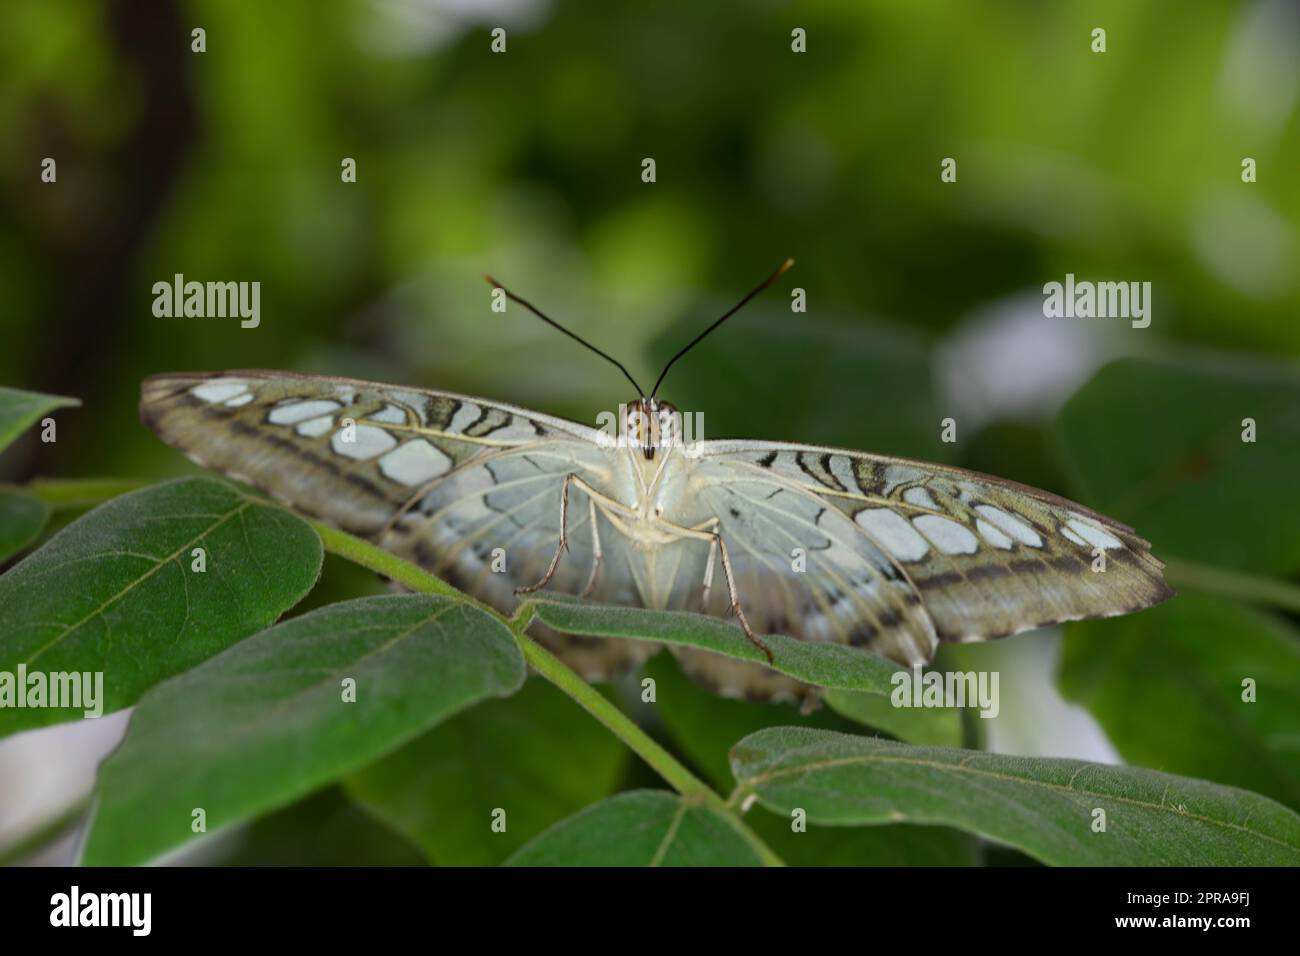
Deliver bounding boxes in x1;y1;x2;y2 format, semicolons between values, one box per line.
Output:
880;466;911;495
270;400;341;425
485;419;540;442
332;424;398;460
449;402;482;433
903;487;937;509
856;509;930;561
386;389;429;424
192;380;248;403
223;392;254;407
369;404;406;424
974;504;1043;547
296;415;334;437
976;519;1013;549
1066;518;1123;550
913;515;979;555
829;455;857;491
1061;526;1087;546
378;439;453;486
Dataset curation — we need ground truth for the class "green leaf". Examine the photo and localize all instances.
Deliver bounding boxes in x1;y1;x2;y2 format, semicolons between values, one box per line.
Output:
730;727;1300;866
346;677;626;865
824;686;962;747
0;478;322;735
83;593;525;866
1057;356;1300;575
527;594;901;692
0;488;49;562
0;387;79;454
1061;591;1300;810
504;790;762;866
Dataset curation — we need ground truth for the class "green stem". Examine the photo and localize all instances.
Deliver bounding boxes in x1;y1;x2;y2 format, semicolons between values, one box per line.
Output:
27;477;144;509
1166;558;1300;614
309;522;785;866
312;522;712;789
717;810;786;867
311;521;464;601
510;616;714;801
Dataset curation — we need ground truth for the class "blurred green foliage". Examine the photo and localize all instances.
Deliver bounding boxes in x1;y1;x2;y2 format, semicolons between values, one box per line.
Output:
1;0;1298;865
2;0;1296;487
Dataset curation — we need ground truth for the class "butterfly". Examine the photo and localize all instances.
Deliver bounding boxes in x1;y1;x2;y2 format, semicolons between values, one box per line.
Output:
140;261;1173;704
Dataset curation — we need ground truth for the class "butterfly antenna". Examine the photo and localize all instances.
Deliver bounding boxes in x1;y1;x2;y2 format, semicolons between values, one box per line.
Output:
483;274;646;396
650;258;794;398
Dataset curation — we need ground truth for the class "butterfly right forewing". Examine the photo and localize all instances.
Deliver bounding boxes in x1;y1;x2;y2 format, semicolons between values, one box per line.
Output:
699;440;1173;646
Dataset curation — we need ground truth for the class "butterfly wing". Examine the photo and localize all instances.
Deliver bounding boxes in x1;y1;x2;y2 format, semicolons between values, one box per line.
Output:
694;440;1174;647
141;373;1174;704
139;370;660;679
651;439;1172;702
141;370;614;528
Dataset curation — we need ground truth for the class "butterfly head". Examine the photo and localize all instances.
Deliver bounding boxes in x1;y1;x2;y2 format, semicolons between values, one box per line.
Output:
626;397;679;461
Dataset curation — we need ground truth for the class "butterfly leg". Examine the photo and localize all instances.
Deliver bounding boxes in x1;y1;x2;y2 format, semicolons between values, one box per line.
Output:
515;473;575;595
516;474;634;597
675;518;774;665
713;534;773;665
581;497;602;598
700;529;718;612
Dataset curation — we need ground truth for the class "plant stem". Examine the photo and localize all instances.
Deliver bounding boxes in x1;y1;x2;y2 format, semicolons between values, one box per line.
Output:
1166;558;1300;614
312;523;713;789
309;521;786;866
510;619;714;801
27;477;144;509
311;521;464;601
